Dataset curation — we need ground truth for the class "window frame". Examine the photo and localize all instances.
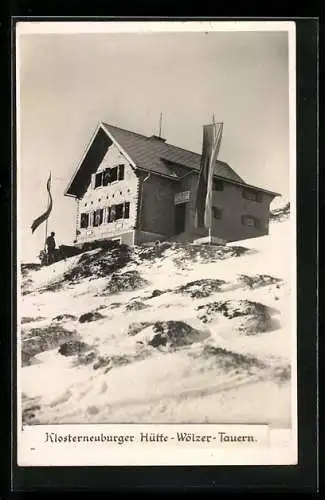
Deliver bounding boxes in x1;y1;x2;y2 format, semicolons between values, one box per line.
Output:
118;164;125;181
212;206;223;220
242;188;263;203
212;179;224;192
241;214;260;229
94;172;103;189
110;166;118;184
106;206;111;223
115;203;124;220
124;201;130;219
109;205;116;222
102;169;111;186
80;212;89;229
93;208;104;227
106;201;131;223
94;164;125;189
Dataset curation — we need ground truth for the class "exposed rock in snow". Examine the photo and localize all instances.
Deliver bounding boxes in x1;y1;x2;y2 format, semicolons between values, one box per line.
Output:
63;244;131;283
21;316;45;324
79;311;105;323
176;278;227;298
21;263;41;276
19;215;293;426
198;344;268;371
21;325;79;366
127;322;153;336
58;340;91;357
106;302;123;310
150;289;168;298
147;321;208;349
100;270;149;296
52;313;77;322
237;274;283;290
197;298;273;320
196;299;276;335
124;300;150;312
39;280;64;294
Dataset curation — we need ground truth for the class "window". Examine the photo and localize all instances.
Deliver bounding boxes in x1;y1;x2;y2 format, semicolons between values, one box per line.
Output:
95;172;103;188
110;167;118;183
212;207;222;219
115;203;124;220
96;165;125;188
243;188;262;202
109;205;116;222
80;213;89;229
118;164;125;181
241;215;260;228
93;209;103;227
213;179;224;191
124;202;130;219
107;202;130;222
103;169;111;186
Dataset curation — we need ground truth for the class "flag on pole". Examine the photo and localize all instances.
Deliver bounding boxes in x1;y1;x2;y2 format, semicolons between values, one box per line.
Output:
31;173;53;233
194;122;223;229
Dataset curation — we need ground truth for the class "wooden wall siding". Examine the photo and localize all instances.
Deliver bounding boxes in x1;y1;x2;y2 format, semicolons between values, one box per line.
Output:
75;198;80;239
135;230;168;244
76;143;139;243
182;174;275;242
140;174;177;237
138;171;275;243
73;139;276;245
75;230;135;247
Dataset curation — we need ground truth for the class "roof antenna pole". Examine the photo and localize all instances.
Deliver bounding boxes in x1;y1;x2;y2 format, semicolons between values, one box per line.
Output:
159;112;163;138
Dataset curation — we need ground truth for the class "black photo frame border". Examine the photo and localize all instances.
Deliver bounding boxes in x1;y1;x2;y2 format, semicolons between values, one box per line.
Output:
2;15;319;494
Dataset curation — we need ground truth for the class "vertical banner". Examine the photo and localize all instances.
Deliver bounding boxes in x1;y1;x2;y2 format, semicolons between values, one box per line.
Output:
31;173;52;233
195;123;223;229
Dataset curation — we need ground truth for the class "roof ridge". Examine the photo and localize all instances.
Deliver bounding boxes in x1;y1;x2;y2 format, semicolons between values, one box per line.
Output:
102;121;201;156
102;121;230;165
65;121;272;197
102;122;153;141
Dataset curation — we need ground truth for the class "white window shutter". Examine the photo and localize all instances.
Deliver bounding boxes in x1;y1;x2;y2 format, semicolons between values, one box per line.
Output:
91;173;96;189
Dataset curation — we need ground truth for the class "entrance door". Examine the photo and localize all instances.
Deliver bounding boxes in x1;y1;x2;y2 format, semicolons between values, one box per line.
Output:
175;203;187;235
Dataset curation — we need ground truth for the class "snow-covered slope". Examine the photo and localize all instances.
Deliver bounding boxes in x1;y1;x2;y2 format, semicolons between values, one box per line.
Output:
20;209;293;427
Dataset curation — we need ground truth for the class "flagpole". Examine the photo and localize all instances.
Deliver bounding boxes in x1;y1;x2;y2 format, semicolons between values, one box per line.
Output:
44;172;51;250
194;119;223;247
209;115;216;246
44;217;48;250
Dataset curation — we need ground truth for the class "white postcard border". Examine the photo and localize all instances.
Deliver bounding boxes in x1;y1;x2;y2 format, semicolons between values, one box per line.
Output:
15;19;297;467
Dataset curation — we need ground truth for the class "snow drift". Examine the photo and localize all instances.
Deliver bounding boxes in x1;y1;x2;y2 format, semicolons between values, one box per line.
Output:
20;206;293;427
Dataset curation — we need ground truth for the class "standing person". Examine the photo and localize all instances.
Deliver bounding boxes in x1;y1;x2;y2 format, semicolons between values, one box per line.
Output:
45;231;56;265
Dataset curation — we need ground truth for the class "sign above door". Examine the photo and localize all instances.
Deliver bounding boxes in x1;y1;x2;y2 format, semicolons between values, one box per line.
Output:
174;191;190;205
